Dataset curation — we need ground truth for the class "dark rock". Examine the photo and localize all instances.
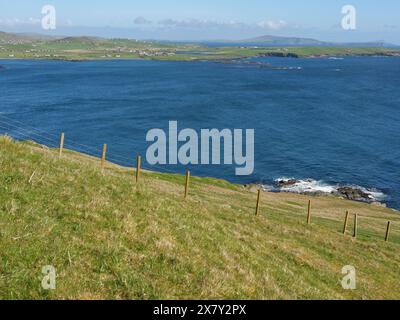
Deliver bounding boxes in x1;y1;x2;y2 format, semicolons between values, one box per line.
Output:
276;179;300;187
337;187;372;202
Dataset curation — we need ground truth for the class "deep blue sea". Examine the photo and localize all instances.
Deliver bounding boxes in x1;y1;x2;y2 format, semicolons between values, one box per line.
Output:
1;57;399;208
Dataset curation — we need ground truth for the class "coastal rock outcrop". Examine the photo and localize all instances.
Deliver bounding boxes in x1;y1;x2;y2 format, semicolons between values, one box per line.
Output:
244;180;386;206
336;187;372;202
273;179;384;205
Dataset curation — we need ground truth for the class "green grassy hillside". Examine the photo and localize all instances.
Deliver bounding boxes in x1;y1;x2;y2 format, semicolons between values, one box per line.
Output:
0;136;399;299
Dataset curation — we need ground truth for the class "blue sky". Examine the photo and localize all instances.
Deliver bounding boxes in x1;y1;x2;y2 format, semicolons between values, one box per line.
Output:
1;0;400;43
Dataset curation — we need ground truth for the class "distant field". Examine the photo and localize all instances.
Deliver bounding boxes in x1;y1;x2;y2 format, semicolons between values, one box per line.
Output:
1;136;400;299
1;32;399;61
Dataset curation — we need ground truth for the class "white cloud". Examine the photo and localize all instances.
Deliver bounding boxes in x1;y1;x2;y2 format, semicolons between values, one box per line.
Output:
134;16;152;25
159;18;213;28
0;17;41;27
257;20;288;30
158;18;245;29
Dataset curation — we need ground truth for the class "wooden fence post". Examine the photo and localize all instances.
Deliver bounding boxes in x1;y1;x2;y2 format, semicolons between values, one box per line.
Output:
343;211;349;235
255;189;261;216
101;144;107;170
58;132;65;158
307;200;312;224
353;214;358;238
184;170;190;198
136;156;141;183
385;221;391;242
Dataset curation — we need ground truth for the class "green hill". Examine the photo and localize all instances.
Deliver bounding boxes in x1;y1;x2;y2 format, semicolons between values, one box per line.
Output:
0;135;399;299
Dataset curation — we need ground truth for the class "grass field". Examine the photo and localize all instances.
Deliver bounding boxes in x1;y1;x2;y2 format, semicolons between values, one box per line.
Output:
0;135;399;299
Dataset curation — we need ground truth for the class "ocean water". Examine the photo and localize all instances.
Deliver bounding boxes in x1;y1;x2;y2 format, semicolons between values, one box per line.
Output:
1;57;399;208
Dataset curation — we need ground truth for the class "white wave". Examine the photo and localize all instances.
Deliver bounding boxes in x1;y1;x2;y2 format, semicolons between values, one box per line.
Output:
275;177;337;194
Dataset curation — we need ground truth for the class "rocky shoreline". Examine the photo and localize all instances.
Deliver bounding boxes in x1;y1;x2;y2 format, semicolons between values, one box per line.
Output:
245;178;387;207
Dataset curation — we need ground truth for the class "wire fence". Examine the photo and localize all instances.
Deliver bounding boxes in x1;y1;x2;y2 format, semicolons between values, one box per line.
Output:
1;113;399;245
0;113;179;174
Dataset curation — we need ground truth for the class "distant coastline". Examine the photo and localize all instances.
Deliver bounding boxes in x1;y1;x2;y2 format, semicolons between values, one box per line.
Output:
1;49;400;63
1;31;400;62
